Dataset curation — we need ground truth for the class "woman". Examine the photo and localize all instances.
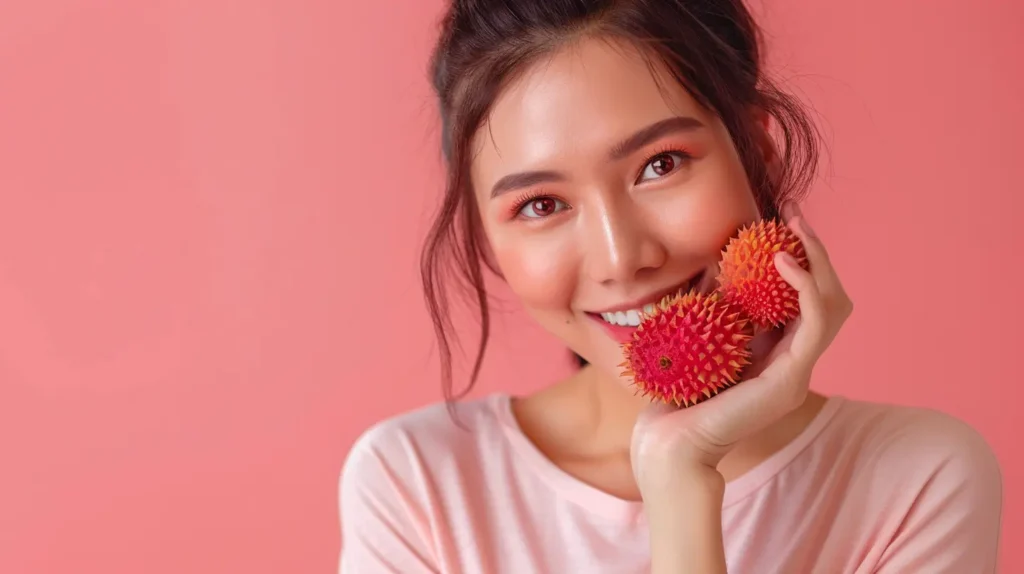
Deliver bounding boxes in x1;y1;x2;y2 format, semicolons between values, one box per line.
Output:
339;1;1003;572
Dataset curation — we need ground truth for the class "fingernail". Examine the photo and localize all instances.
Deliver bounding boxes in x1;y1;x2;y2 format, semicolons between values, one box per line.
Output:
776;251;796;268
783;201;802;220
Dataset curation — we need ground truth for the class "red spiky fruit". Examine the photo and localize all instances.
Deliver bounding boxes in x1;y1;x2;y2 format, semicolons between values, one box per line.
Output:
716;218;809;330
620;290;754;407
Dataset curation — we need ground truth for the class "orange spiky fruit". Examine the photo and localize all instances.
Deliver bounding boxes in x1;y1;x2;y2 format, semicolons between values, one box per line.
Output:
620;290;754;407
716;218;809;330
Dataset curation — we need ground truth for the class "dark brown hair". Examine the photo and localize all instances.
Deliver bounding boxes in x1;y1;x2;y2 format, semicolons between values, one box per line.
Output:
420;0;821;406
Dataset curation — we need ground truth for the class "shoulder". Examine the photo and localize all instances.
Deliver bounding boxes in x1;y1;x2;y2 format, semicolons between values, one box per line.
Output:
822;399;1004;571
336;394;510;571
339;393;506;492
834;398;1001;479
826;397;1003;521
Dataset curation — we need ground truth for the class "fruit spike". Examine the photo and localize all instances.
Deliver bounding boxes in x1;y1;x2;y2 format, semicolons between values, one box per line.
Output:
715;218;809;330
620;290;754;408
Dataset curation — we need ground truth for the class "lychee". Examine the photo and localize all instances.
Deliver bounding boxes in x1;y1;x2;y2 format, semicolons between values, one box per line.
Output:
620;290;754;407
716;218;808;330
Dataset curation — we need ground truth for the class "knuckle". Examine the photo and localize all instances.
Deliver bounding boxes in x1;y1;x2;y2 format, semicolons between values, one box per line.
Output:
831;294;853;320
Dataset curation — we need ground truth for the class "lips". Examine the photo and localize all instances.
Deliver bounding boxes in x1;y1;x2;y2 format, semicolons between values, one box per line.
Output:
586;269;706;342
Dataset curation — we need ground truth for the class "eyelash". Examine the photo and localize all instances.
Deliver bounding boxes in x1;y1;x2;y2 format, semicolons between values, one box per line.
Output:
634;144;693;183
507;144;693;219
509;190;563;220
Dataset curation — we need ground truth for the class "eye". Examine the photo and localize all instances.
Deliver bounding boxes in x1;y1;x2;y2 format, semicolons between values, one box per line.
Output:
638;152;688;182
518;196;567;219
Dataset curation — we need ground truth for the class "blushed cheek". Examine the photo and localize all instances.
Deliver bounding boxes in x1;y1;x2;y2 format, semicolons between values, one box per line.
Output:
492;240;577;312
659;160;761;256
698;190;759;248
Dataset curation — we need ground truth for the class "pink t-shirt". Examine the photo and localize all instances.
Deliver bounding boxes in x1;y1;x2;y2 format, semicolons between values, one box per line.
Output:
337;393;1003;573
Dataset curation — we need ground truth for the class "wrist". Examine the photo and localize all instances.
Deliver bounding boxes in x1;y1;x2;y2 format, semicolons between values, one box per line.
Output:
642;463;725;519
638;457;725;500
644;465;727;574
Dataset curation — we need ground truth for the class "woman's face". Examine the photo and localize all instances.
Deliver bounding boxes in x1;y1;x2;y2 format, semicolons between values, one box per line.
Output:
470;37;766;381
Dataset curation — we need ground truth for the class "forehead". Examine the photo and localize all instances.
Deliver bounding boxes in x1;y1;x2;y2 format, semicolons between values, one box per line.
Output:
470;37;708;187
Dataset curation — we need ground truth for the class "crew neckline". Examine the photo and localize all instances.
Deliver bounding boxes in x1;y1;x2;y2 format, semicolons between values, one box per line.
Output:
489;392;846;522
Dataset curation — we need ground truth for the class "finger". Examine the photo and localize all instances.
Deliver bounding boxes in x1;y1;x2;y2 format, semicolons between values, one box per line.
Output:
688;353;805;440
780;202;840;291
775;251;827;359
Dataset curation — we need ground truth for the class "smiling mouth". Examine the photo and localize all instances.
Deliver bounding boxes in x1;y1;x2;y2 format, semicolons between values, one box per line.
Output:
594;270;707;328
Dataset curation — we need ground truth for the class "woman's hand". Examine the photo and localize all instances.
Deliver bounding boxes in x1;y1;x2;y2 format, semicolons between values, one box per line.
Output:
630;201;854;492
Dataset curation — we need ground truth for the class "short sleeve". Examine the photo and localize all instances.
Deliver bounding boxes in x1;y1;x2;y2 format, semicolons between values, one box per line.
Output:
872;414;1004;573
337;427;440;574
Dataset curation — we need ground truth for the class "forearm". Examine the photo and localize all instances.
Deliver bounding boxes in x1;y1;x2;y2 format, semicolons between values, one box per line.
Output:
644;466;728;574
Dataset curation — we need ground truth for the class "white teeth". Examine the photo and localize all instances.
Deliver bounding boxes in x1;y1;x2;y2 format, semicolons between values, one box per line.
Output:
600;309;643;327
598;272;703;328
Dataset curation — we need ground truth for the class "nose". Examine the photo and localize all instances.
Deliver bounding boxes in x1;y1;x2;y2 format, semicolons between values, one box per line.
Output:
582;195;668;285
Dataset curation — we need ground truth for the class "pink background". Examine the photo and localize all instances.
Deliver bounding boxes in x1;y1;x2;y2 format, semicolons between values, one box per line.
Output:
0;0;1020;572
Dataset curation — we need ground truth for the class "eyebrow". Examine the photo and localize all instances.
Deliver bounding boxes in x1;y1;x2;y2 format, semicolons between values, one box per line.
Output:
608;116;704;161
489;115;705;199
